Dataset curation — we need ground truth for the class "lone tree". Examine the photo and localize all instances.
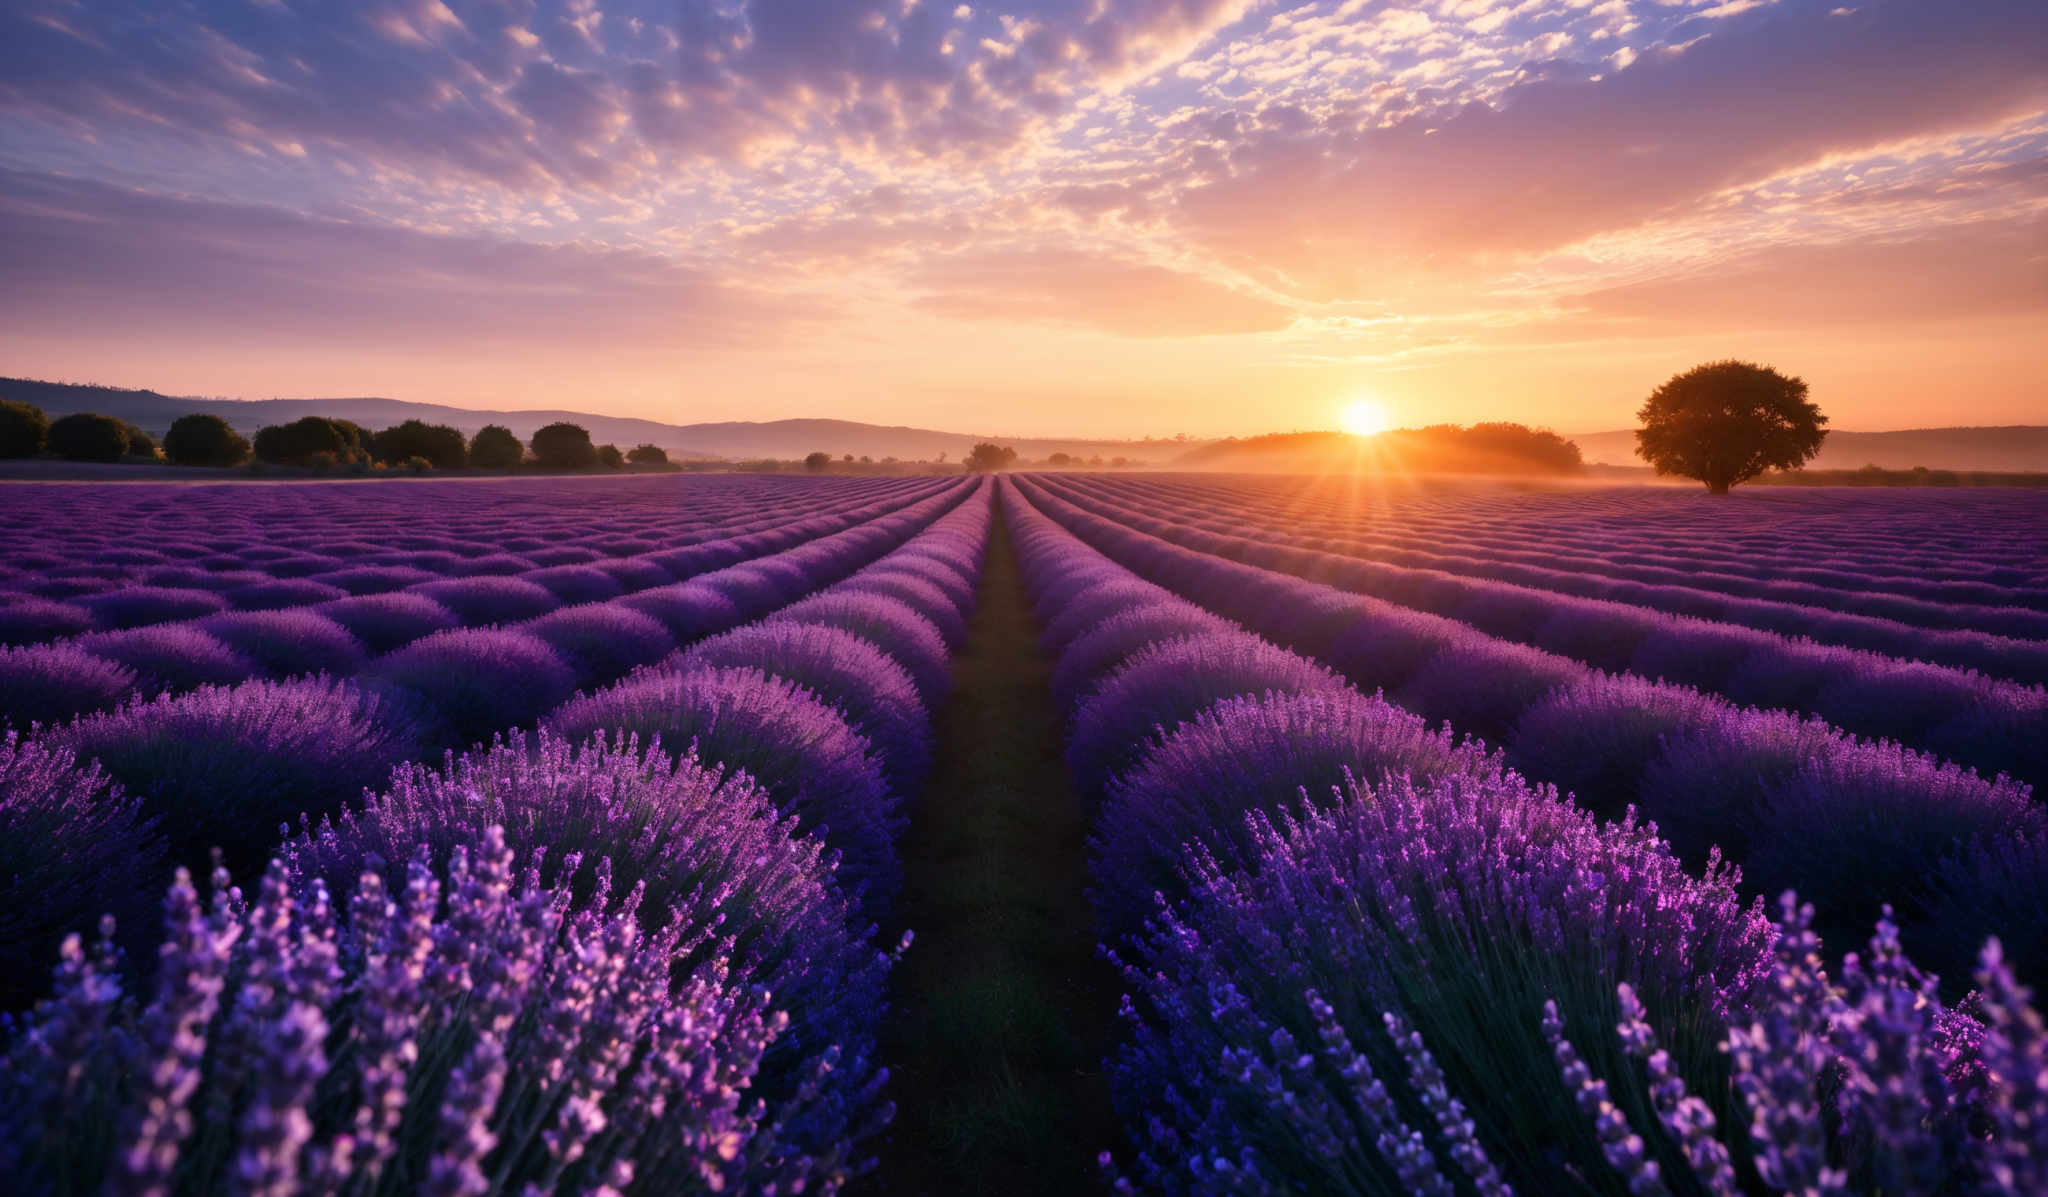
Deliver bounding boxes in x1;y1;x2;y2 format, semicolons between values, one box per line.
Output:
163;414;251;466
803;451;833;473
1636;360;1827;494
0;399;49;458
531;422;597;469
627;443;668;466
964;442;1017;473
469;424;524;468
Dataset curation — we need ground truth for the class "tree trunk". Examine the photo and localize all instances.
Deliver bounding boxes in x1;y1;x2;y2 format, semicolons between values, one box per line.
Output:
1707;479;1731;495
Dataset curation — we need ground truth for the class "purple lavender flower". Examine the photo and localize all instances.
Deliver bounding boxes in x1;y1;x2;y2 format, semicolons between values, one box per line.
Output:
368;627;579;747
0;641;139;730
196;609;370;679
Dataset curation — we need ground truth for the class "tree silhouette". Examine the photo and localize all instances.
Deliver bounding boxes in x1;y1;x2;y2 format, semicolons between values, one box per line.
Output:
964;442;1017;472
627;443;668;466
804;451;832;472
164;414;250;466
47;413;130;463
530;423;598;469
1636;360;1827;494
469;424;524;468
370;419;468;469
0;399;49;458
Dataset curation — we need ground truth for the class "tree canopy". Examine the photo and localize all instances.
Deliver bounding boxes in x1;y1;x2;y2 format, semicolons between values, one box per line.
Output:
254;416;352;464
468;424;524;468
1636;360;1827;493
163;414;251;466
47;413;130;463
0;399;49;458
530;422;598;469
369;419;467;469
965;442;1018;472
627;443;668;466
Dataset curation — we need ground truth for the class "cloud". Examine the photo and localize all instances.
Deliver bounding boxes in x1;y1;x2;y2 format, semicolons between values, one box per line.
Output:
1155;0;2048;297
0;169;815;348
909;247;1296;335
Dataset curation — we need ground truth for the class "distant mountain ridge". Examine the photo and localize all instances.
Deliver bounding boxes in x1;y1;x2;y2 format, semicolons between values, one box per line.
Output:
0;377;1192;463
1574;426;2048;473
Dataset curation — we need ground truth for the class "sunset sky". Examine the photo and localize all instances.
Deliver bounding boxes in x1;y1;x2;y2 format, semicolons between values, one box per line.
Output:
2;0;2042;437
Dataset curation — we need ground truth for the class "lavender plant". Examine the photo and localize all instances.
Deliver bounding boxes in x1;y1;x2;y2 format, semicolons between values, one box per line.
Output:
287;731;896;1163
0;826;854;1194
0;732;162;1009
49;675;422;877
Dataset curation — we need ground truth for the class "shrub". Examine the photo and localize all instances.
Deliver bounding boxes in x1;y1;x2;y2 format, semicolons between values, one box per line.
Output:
75;625;255;694
49;676;420;877
0;643;138;729
530;422;597;469
1090;689;1502;940
1039;578;1177;658
1050;601;1230;710
117;423;158;460
309;566;446;597
411;576;562;624
288;734;894;1162
522;603;677;688
1637;706;1841;866
162;413;251;466
0;732;161;1009
370;628;578;746
368;419;467;468
252;415;351;464
546;665;899;912
684;623;931;792
222;577;350;611
1067;632;1345;796
1746;740;2043;939
467;422;523;467
1394;637;1590;744
76;585;230;630
0;827;839;1194
522;564;626;604
628;443;668;465
196;609;369;678
769;591;952;709
616;582;746;641
0;398;48;457
0;596;94;646
312;592;459;654
1506;673;1726;820
832;574;967;647
597;443;625;469
46;413;129;463
1109;770;1771;1193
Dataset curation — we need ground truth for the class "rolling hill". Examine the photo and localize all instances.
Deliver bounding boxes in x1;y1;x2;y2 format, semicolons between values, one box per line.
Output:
0;377;1189;464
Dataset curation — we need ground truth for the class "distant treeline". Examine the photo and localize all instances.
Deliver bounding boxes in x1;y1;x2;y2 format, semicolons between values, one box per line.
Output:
1179;423;1584;474
0;399;675;474
1757;465;2048;488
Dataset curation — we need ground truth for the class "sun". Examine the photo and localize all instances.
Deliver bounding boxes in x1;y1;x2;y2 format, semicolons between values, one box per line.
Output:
1339;399;1391;437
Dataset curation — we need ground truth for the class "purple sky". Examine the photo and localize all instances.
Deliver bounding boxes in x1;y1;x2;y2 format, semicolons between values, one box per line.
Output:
2;0;2042;435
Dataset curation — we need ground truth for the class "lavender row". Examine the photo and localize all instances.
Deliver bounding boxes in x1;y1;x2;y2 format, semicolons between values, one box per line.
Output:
1025;477;2048;786
1000;482;2048;1194
1014;478;2045;985
1076;474;2048;648
545;478;993;918
1108;474;2048;603
0;474;935;637
0;478;970;734
0;484;997;1191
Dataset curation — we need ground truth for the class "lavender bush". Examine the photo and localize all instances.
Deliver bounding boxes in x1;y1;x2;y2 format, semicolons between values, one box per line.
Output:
313;592;462;655
0;642;138;729
1090;689;1505;940
0;826;857;1194
683;623;932;793
369;628;580;746
523;603;678;690
196;608;370;678
288;732;896;1162
49;675;422;876
546;666;901;912
1107;770;1771;1193
768;592;953;709
0;732;161;1009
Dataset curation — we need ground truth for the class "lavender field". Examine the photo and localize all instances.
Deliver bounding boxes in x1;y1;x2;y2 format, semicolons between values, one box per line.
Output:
2;472;2044;1195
